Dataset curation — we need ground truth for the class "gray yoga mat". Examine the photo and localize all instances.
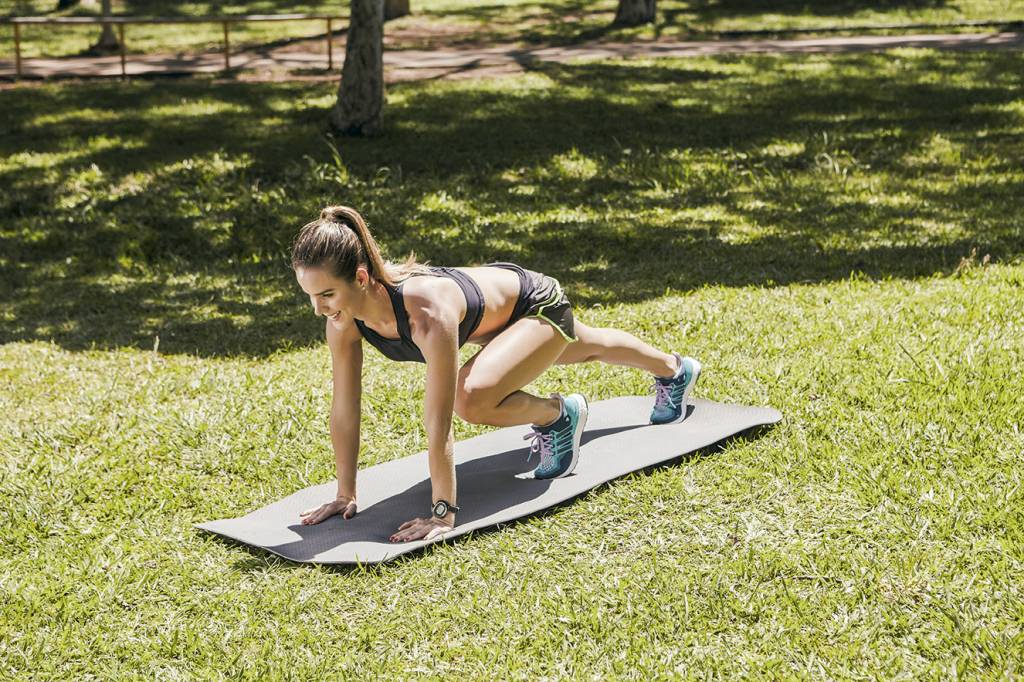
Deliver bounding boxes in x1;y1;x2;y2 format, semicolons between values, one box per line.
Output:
197;397;781;565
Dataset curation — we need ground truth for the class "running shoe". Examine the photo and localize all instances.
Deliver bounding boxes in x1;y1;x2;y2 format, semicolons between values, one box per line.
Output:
524;393;589;479
650;354;702;425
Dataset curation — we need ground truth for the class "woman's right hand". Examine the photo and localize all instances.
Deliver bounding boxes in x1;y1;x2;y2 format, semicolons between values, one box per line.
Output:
299;496;357;525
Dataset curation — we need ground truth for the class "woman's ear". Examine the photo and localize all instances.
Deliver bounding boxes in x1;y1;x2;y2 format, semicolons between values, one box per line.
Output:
355;266;370;289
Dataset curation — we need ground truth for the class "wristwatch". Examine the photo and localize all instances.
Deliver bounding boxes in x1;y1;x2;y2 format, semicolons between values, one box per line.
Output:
431;499;460;518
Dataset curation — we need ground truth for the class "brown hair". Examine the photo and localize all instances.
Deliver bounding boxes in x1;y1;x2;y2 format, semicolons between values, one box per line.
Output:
291;205;426;286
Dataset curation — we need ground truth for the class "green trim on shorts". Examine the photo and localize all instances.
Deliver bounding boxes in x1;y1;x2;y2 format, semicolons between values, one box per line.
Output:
528;280;577;342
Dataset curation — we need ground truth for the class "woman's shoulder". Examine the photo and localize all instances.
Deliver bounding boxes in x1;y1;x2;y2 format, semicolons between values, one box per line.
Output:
401;276;465;334
401;274;462;307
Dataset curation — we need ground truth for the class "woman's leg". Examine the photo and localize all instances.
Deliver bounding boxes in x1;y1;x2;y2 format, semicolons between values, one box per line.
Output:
454;317;569;428
556;321;679;377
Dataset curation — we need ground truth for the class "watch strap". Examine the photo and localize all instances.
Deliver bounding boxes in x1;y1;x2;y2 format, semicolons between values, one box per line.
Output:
432;499;460;517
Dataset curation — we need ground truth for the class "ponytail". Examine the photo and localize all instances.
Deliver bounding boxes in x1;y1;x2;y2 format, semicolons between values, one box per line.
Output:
291;205;428;286
321;205;392;284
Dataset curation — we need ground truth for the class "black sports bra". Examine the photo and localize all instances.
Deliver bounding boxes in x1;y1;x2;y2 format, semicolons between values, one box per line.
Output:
354;267;484;363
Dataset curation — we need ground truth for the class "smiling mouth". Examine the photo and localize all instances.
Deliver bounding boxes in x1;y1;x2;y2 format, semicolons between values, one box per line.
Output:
329;312;341;320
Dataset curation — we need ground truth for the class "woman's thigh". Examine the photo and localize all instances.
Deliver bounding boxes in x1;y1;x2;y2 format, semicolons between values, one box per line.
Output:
458;317;569;404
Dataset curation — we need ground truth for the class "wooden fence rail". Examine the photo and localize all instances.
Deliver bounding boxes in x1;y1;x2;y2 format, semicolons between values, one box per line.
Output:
1;14;345;79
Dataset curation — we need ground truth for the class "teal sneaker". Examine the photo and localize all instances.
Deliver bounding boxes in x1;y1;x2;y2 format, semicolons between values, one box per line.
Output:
650;354;701;425
524;393;589;479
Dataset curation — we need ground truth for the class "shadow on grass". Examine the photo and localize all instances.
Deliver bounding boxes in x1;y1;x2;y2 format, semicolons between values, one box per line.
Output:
1;50;1022;356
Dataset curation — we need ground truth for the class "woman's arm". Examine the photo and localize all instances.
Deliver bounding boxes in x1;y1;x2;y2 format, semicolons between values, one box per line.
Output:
406;280;463;525
300;315;362;525
327;316;363;500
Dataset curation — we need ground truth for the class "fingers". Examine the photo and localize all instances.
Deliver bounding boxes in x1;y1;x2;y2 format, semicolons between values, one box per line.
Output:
300;507;324;525
425;526;447;541
390;519;453;543
299;501;358;525
299;505;325;524
390;519;422;542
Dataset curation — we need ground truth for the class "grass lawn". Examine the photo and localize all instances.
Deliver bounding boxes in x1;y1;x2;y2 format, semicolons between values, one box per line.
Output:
2;49;1023;675
3;0;1024;59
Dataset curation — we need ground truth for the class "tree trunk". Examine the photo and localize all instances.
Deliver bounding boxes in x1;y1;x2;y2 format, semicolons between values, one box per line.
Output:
93;0;121;52
330;0;385;136
613;0;656;26
384;0;409;21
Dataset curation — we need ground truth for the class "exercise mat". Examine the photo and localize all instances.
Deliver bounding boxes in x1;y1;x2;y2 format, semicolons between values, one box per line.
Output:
197;397;781;565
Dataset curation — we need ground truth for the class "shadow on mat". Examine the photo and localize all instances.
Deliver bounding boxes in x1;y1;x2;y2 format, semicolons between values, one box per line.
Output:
262;422;654;561
222;406;732;568
265;444;550;561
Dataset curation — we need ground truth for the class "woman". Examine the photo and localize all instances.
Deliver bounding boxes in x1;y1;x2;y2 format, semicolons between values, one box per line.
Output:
292;206;701;543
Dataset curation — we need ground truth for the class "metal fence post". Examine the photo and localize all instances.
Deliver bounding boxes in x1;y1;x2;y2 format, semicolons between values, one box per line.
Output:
326;18;333;70
118;24;126;79
223;21;230;70
13;22;22;79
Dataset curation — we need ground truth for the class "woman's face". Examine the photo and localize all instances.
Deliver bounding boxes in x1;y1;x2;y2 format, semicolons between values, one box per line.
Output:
295;265;368;324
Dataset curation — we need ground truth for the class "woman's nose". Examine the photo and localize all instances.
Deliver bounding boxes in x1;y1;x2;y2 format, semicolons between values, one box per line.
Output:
311;298;324;315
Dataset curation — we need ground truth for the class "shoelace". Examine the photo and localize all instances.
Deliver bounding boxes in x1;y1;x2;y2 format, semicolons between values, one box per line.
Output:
524;429;554;469
651;379;676;409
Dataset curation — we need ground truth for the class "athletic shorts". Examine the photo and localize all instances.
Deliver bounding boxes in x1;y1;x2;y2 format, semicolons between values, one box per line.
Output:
487;262;577;342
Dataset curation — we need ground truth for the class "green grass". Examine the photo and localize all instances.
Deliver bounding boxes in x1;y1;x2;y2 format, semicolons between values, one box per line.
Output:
2;49;1023;676
3;0;1023;59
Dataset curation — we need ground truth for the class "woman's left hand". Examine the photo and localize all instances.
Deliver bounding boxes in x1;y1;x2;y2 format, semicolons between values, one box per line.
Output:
390;516;454;543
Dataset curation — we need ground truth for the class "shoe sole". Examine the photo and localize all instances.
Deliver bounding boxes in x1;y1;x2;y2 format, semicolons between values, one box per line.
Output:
539;394;589;480
662;358;702;425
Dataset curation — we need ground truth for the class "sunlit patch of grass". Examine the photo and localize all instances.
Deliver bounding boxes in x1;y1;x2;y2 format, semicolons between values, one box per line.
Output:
903;133;966;168
2;149;84;176
543;148;600;182
146;100;251;119
28;108;123;129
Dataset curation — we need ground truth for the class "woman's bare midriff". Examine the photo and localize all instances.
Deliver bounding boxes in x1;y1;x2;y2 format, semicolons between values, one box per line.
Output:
355;266;525;344
454;266;522;346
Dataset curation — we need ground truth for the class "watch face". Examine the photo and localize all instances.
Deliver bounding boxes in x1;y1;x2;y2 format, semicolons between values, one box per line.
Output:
432;501;446;517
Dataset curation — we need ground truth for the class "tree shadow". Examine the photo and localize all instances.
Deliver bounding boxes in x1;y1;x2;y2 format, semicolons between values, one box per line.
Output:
1;50;1022;356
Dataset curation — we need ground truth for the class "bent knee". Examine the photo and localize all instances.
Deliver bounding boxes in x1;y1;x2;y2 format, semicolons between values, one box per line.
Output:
453;380;502;425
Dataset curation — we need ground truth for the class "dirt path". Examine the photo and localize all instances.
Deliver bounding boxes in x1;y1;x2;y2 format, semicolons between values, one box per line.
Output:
1;30;1021;83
